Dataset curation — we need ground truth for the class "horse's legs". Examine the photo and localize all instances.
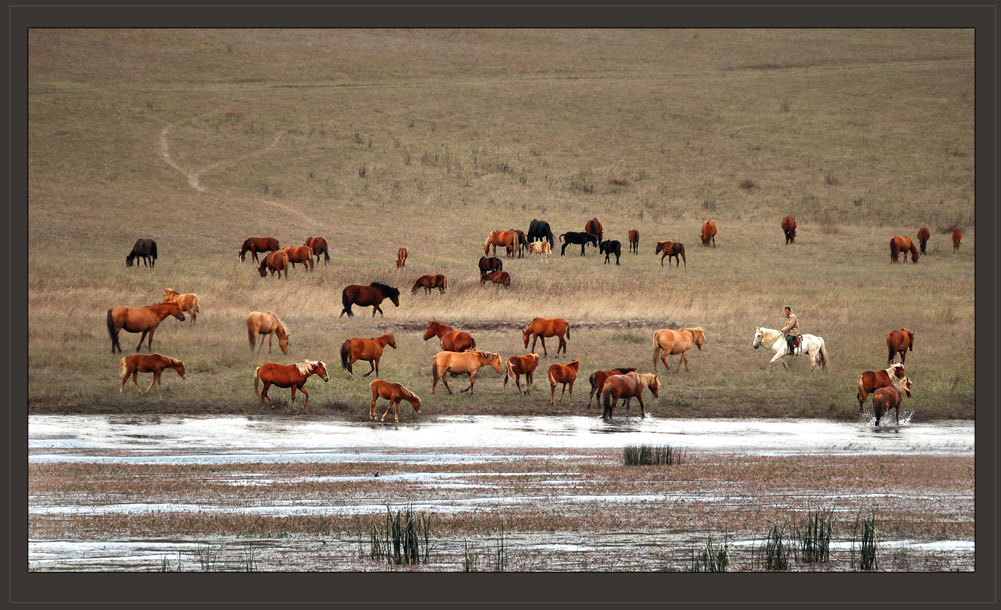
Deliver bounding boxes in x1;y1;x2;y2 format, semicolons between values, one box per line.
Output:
557;335;566;356
370;397;378;420
373;304;383;317
526;371;533;393
462;370;477;393
146;328;156;352
300;385;309;407
130;370;142;392
440;368;454;394
539;336;548;356
135;330;149;352
558;383;567;403
568;381;574;405
636;395;645;418
530;334;539;355
364;359;377;377
550;380;557;405
682;351;689;372
899;350;906;365
144;373;157;393
267;333;273;353
261;383;274;408
768;351;784;372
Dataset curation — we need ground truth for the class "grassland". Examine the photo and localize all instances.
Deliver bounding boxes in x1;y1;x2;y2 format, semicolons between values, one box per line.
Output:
27;29;975;419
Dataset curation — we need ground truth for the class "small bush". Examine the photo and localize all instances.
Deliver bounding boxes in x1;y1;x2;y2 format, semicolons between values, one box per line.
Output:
739;178;757;189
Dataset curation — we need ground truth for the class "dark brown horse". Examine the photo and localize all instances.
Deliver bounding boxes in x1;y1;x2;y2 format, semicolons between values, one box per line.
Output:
856;363;905;413
254;360;329;408
701;221;717;247
628;230;639;254
873;376;912;426
305;237;330;264
481;270;511;287
890;236;919;263
369;379;422;423
423;320;476;352
340;283;401;317
656;241;686;267
587;367;636;408
412;274;448;295
119;353;186;393
952;228;963;252
240;237;279;262
107;303;185;353
278;246;315;272
503;353;540;394
917;227;930;254
478;256;503;277
886;328;914;365
340;333;397;377
547;359;580;405
523;317;570;356
781;217;797;244
602;372;660;420
585;218;603;242
258;251;290;278
126;239;158;268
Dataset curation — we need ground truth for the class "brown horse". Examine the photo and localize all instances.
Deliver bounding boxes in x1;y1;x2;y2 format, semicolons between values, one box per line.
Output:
246;311;289;354
587;367;636;408
856;363;906;413
119;354;186;393
305;237;330;265
547;359;580;405
889;236;919;263
585;218;603;242
254;360;329;408
701;221;717;247
952;228;963;252
278;246;315;272
656;241;686;267
781;217;797;244
240;237;279;262
602;372;660;420
369;379;422;423
628;230;639;254
162;289;200;323
652;327;705;372
431;351;503;394
478;256;503;277
503;353;540;394
258;251;290;278
423;320;476;352
412;274;448;295
886;328;914;365
396;247;408;268
481;270;511;287
340;283;401;318
484;230;517;257
917;227;931;254
126;238;157;268
340;333;397;377
509;229;529;257
523;317;570;357
107;303;185;353
873;376;912;426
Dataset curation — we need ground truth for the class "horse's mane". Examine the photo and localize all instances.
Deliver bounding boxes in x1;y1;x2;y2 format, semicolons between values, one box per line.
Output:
271;313;288;337
371;282;400;298
296;360;320;375
160;355;183;367
633;372;658;387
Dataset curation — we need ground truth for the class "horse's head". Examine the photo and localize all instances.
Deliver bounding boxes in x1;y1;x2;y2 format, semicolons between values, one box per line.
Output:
655;241;666;254
407;390;423;415
752;327;763;349
901;377;912;397
692;328;705;350
174;361;187;379
484;352;504;373
890;363;906;378
258;259;268;276
390;294;400;307
906;329;915;347
523;328;531;348
569;358;580;371
423;320;438;341
313;361;329;382
278;333;290;354
648;375;660;398
386;333;398;349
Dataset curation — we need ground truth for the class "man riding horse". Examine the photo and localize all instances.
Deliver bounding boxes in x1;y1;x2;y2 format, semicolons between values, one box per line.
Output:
780;306;801;355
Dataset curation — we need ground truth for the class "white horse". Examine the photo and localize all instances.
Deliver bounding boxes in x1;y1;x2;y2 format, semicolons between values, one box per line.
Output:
752;327;829;372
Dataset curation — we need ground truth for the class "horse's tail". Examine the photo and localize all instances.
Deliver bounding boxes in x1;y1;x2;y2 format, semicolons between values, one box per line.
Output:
679;244;686;262
341;288;353;317
119;357;127;376
890;238;899;262
106;309;118;350
818;340;829;370
470;336;476;350
548;368;557;386
323;246;330;262
505;359;515;382
340;340;351;370
151;241;157;261
856;373;866;403
559;233;566;242
603;385;612;411
431;359;440;386
191;295;200;316
442;276;448;291
565;322;570;340
254;366;261;396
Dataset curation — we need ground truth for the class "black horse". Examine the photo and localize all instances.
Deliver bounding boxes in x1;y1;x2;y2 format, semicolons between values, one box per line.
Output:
126;238;158;268
528;219;555;249
599;240;622;265
560;232;598;256
508;229;529;258
340;282;401;318
478;256;503;276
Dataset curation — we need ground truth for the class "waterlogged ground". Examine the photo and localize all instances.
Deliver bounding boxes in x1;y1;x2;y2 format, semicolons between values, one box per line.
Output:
28;414;975;571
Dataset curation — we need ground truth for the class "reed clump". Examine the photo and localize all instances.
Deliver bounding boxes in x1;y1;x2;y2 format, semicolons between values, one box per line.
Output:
688;535;731;572
851;507;879;571
796;508;833;563
369;504;433;565
623;444;685;466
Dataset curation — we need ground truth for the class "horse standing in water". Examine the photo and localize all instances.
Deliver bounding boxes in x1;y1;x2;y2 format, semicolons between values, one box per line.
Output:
873;376;913;426
917;227;930;254
126;239;158;268
305;237;330;265
107;303;185;353
254;360;329;409
781;217;797;244
752;327;829;372
628;230;639;254
886;328;914;365
423;320;476;352
240;237;279;262
856;363;905;413
587;367;636;408
162;289;200;323
119;354;186;393
523;317;570;356
369;379;422;423
246;311;290;354
602;372;660;420
340;334;397;377
340;283;400;317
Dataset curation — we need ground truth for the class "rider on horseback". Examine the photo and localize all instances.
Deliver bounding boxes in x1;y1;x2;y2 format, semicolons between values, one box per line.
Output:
780;306;801;355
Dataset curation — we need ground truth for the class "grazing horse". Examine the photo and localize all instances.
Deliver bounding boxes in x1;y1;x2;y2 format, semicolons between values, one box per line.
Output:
560;231;599;256
952;228;963;252
246;311;289;354
304;237;330;265
547;359;581;405
258;251;290;278
423;320;476;352
602;372;660;420
628;230;639;254
119;354;186;393
503;353;540;394
107;303;185;353
523;317;570;357
701;221;717;247
340;283;401;318
484;230;517;257
916;227;930;254
890;236;919;263
396;247;408;268
278;246;315;272
752;327;829;372
856;363;906;413
340;333;397;377
873;376;913;426
599;240;622;265
412;274;448;295
652;328;705;372
585;218;603;242
886;328;914;365
126;238;158;268
430;351;503;394
481;270;511;287
509;229;529;258
656;241;686;267
529;240;551;262
161;289;200;323
781;217;797;244
478;256;503;277
240;237;279;263
369;379;422;423
254;360;329;408
528;219;555;249
587;367;636;408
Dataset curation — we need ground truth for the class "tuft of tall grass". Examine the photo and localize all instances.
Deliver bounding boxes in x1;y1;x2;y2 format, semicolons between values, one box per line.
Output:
762;525;790;571
688;535;731;572
796;508;833;563
494;529;507;572
369;504;433;565
851;507;879;571
462;538;478;572
624;444;685;466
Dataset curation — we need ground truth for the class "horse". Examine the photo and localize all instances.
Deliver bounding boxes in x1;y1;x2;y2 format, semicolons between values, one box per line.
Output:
916;227;930;254
161;289;200;323
873;376;913;426
340;333;397;377
340;283;401;318
258;251;290;278
856;363;906;413
585;218;603;242
602;372;660;420
952;228;963;252
701;221;717;247
369;379;422;423
430;351;503;394
652;328;705;372
254;360;329;409
886;328;914;365
781;217;797;244
423;320;476;352
655;241;686;267
547;359;580;405
107;303;185;353
523;317;570;357
412;274;448;295
599;240;621;265
278;246;315;272
478;256;503;277
503;354;540;394
528;219;555;249
587;367;636;408
890;236;919;263
305;237;330;265
481;270;511;287
509;229;529;258
246;311;289;354
240;237;279;263
560;232;599;256
628;230;639;254
752;327;829;372
484;230;517;257
396;247;408;268
119;354;185;393
529;240;551;262
126;238;158;268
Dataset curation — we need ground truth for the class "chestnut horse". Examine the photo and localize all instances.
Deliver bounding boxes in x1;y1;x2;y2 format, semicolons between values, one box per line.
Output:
585;218;603;242
119;353;186;393
503;353;540;394
430;351;503;394
587;367;636;408
484;230;517;257
305;237;330;264
478;256;503;277
107;303;185;353
873;376;913;426
701;221;717;247
481;270;511;287
278;246;315;272
240;237;279;262
340;333;397;377
423;320;476;352
162;289;200;323
856;363;905;413
652;328;705;372
917;227;930;254
529;240;551;262
952;228;963;252
246;311;289;354
602;372;660;420
369;379;422;422
396;247;408;268
886;328;914;365
547;359;581;405
258;251;289;278
890;236;919;263
656;241;686;267
509;229;529;258
412;274;448;295
523;317;570;357
628;230;639;254
781;217;797;244
126;238;157;268
254;360;329;408
340;283;401;318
